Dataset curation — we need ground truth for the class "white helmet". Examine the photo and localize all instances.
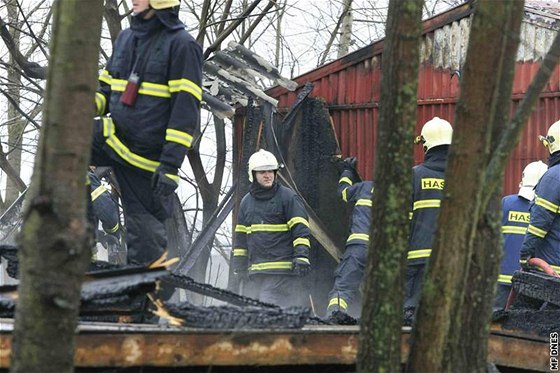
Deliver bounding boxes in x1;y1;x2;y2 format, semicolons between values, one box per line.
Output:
518;161;548;200
247;149;279;182
150;0;179;9
415;117;453;152
539;119;560;154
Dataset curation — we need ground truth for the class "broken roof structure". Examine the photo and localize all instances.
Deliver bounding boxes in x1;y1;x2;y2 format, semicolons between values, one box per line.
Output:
258;1;560;195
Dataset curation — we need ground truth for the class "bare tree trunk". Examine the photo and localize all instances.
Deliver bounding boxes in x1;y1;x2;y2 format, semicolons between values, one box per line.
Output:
337;0;353;58
10;1;103;372
187;116;226;287
408;2;524;372
5;0;24;206
357;0;423;372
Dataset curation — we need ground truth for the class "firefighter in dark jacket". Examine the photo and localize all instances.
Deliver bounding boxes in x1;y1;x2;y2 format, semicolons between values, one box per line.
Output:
495;161;547;309
232;149;312;307
90;0;202;266
326;156;373;318
520;119;560;277
405;117;453;309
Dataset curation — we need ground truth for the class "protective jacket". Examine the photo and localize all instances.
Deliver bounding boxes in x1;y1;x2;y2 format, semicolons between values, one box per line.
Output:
232;181;311;276
520;153;560;272
338;169;373;246
499;194;530;284
408;145;449;264
95;10;202;171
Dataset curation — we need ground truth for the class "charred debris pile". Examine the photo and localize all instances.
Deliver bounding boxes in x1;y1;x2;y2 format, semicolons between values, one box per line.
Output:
0;244;319;328
493;271;560;336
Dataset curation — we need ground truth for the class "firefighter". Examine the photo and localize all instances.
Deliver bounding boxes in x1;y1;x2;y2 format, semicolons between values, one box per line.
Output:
495;161;547;309
232;149;312;307
520;119;560;277
90;0;202;266
405;117;453;310
326;156;373;319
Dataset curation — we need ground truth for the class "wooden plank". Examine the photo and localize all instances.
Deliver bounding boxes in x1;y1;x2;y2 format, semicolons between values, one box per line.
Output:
0;321;550;370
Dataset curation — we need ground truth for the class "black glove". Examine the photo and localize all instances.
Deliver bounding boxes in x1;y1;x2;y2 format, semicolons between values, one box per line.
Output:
293;257;311;277
151;163;179;197
342;156;357;171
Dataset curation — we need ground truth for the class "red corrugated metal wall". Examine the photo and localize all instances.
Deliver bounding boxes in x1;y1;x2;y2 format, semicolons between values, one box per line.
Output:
261;57;560;195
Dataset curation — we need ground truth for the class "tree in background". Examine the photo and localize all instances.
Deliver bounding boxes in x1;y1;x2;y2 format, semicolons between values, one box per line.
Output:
357;0;423;372
409;0;560;371
10;1;103;372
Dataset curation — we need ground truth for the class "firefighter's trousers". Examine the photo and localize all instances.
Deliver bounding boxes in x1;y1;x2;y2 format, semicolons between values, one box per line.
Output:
327;243;367;317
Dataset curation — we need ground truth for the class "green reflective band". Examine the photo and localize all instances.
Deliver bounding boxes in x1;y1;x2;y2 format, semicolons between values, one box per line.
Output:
342;187;349;202
293;237;310;247
169;78;202;101
91;185;107;202
328;297;348;310
535;195;560;213
288;216;309;228
106;135;160;172
527;224;547;238
110;79;171;98
408;211;413;220
519;259;527;266
110;79;126;91
502;226;527;235
498;274;512;284
249;224;289;233
356;199;372;207
249;261;293;271
233;248;248;257
139;82;171;98
166;128;193;148
95;92;106;115
235;225;248;234
347;233;369;242
99;69;112;85
106;223;119;234
102;117;115;137
295;257;310;264
413;199;441;210
164;173;179;184
408;249;432;260
339;177;353;186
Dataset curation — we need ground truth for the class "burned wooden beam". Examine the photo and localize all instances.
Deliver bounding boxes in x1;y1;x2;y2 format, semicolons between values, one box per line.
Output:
227;41;298;91
154;299;310;329
174;185;235;276
0;265;168;319
205;62;278;106
163;272;278;309
511;270;560;307
202;91;235;119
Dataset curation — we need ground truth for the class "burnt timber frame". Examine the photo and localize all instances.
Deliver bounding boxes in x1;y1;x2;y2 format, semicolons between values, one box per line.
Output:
0;321;550;371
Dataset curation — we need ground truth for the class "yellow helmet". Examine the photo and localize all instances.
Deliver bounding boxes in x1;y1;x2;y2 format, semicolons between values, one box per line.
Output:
415;117;453;152
247;149;279;182
150;0;180;9
539;119;560;154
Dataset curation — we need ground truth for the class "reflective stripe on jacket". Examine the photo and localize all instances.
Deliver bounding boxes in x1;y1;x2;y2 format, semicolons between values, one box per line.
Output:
499;194;530;284
408;145;449;264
